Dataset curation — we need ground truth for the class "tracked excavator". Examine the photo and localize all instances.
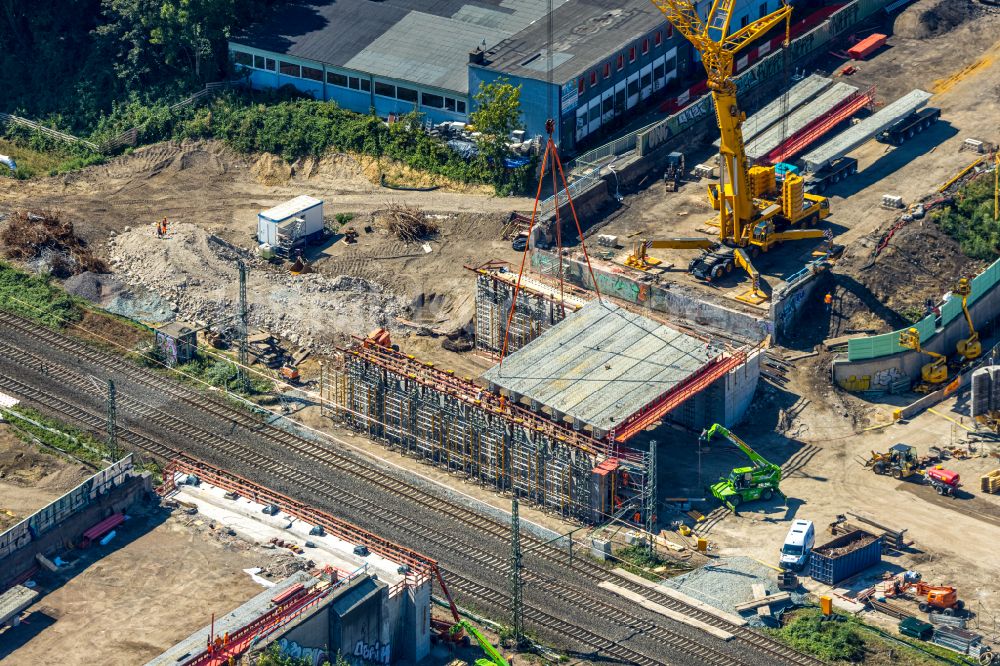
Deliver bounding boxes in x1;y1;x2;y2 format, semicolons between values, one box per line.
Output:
629;0;836;298
954;277;981;360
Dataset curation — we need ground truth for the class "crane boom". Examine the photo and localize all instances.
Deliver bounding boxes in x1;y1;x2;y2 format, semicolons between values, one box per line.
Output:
700;423;771;470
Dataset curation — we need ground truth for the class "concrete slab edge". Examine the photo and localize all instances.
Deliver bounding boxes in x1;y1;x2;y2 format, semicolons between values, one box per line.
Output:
611;567;749;626
598;580;735;641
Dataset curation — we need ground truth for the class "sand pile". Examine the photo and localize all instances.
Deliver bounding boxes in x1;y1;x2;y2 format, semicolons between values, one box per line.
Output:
106;223;407;349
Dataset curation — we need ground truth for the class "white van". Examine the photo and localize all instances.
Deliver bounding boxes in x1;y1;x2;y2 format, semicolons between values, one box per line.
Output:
780;519;815;571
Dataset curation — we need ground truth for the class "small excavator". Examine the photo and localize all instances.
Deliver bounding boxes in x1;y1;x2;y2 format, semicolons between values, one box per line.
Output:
700;423;782;512
898;327;948;386
954;277;981;360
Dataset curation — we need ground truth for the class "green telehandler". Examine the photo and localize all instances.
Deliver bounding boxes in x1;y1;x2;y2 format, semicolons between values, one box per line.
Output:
449;620;509;666
700;423;783;512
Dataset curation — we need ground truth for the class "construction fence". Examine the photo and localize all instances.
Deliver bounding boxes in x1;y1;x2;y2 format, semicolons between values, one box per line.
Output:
322;342;649;524
848;255;1000;361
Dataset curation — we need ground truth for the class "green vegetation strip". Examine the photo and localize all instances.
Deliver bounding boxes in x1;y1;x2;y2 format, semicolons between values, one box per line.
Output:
934;174;1000;260
0;262;81;328
766;608;974;664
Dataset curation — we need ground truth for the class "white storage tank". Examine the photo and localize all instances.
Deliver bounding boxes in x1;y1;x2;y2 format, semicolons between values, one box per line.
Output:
257;195;324;253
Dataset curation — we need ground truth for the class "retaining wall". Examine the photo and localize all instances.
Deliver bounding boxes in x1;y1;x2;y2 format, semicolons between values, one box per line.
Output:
833;267;1000;392
0;469;152;591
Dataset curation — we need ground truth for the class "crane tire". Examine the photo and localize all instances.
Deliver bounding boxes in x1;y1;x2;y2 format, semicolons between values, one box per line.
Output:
919;602;929;612
943;607;955;616
761;488;773;501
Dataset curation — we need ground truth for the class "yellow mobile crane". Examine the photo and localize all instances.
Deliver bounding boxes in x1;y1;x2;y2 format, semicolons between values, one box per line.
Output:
899;327;948;385
954;277;981;360
629;0;833;294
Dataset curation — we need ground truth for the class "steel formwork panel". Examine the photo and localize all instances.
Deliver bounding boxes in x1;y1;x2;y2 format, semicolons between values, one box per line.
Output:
324;351;651;523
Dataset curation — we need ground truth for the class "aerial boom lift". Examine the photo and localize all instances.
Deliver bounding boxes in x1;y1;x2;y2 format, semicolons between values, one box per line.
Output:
899;327;948;385
954;277;981;360
630;0;833;297
700;423;782;512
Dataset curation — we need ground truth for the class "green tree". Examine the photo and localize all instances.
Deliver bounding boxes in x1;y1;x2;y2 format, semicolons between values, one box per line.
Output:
470;78;524;153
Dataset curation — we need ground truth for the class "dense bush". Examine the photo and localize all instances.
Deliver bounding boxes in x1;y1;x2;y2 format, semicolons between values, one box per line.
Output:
770;610;866;662
934;175;999;260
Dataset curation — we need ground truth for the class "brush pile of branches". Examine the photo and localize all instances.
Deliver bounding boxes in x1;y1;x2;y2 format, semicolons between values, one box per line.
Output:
1;210;107;277
377;204;438;242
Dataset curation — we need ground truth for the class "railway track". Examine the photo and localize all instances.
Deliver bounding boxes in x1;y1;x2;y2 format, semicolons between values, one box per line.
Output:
0;338;738;666
0;312;823;665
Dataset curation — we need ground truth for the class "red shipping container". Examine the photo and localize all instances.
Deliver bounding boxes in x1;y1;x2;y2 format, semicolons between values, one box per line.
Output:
848;33;887;60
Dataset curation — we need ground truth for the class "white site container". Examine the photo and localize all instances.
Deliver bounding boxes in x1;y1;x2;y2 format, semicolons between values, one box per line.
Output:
257;195;324;249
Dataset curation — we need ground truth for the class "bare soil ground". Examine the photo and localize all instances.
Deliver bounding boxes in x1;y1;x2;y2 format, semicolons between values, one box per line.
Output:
0;424;93;531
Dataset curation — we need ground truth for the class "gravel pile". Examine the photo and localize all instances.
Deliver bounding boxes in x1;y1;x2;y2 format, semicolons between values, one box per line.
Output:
106;223;407;350
661;556;806;625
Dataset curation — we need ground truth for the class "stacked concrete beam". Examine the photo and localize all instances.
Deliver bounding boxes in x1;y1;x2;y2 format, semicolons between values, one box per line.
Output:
745;82;858;161
714;74;832;149
803;89;932;171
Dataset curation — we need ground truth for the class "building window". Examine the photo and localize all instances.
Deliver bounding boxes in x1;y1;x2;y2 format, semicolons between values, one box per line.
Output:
588;105;600;122
328;72;348;87
445;97;456;111
422;92;444;108
602;97;613;114
279;61;300;77
655;31;662;46
665;56;677;73
457;100;466;113
740;15;749;28
653;62;665;79
265;58;276;71
642;39;649;54
759;2;768;17
374;81;395;98
590;71;597;86
397;86;418;103
578;78;585;94
233;51;252;66
617;54;624;70
253;55;265;69
629;47;636;63
603;63;611;78
667;25;673;38
301;66;323;81
641;71;652;88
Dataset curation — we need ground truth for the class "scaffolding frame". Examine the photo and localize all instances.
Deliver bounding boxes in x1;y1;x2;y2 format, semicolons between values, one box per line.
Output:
324;340;651;523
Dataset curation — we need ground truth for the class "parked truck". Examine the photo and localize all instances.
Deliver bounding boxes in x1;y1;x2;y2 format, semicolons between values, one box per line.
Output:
877;107;941;146
805;156;858;194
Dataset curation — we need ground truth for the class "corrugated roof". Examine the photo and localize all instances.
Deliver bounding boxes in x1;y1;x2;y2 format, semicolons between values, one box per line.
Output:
479;0;667;82
231;0;569;94
260;195;323;222
483;300;720;432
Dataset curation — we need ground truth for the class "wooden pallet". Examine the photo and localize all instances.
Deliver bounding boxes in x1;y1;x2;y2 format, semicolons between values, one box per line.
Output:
982;469;1000;493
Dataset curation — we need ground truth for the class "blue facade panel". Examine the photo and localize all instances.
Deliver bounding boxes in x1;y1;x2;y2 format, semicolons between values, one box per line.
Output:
469;67;560;147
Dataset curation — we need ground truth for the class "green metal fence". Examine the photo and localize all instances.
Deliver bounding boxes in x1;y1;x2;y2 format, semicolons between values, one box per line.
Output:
848;256;1000;360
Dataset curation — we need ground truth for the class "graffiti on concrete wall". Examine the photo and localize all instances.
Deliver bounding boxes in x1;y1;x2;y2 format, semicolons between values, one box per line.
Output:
838;367;907;393
354;640;391;665
278;639;328;666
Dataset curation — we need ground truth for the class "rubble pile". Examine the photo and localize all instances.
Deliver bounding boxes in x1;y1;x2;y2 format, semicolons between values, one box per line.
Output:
1;210;107;278
106;222;407;349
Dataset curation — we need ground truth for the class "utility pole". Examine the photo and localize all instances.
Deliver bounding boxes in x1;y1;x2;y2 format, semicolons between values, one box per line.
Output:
646;439;657;552
106;379;118;462
510;496;524;648
237;259;250;394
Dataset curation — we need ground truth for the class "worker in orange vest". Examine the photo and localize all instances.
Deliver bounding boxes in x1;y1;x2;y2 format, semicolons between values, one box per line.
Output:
159;217;168;238
824;292;833;312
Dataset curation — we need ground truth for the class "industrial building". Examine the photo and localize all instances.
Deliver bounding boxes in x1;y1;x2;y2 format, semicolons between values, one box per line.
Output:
228;0;787;150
